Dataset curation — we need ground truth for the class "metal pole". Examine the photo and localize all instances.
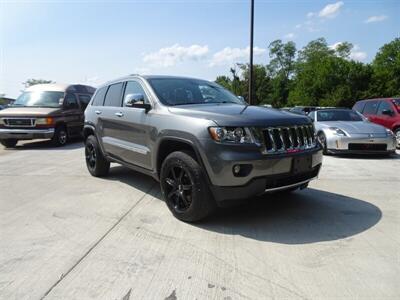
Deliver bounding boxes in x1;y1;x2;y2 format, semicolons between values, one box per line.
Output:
248;0;254;105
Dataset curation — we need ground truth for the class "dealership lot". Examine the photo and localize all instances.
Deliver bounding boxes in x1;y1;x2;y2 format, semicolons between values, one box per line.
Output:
0;141;399;299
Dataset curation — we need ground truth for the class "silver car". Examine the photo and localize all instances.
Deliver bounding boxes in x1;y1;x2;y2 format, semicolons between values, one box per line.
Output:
309;109;396;155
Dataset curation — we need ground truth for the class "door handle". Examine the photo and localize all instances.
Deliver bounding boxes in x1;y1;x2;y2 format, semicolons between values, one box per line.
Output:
95;110;102;115
115;112;124;117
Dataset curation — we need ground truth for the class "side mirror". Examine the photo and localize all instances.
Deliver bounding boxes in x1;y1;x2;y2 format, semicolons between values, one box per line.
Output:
237;96;248;104
382;109;393;116
124;93;151;112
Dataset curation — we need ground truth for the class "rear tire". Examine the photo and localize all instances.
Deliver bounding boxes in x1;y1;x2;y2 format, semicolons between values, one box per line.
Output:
160;151;216;222
318;132;328;155
52;125;68;146
394;128;400;149
85;135;110;177
0;139;18;148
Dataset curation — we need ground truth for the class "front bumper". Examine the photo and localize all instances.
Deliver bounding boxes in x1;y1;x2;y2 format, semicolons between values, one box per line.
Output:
326;134;396;154
0;128;55;140
198;139;323;202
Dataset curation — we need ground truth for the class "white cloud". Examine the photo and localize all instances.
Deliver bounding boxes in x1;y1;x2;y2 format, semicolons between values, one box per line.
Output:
209;46;266;67
364;15;388;23
318;1;344;19
143;44;209;67
307;12;315;18
295;24;302;29
283;33;296;40
329;42;367;61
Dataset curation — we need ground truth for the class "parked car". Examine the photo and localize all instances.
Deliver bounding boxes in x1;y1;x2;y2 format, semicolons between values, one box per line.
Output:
84;75;323;222
288;106;317;115
308;108;396;155
353;98;400;147
0;84;95;148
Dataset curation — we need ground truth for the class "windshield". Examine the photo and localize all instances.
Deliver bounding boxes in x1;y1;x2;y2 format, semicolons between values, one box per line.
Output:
317;110;364;122
147;78;244;106
13;91;64;108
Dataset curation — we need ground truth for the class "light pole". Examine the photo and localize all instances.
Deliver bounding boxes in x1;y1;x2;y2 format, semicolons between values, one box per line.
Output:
248;0;254;105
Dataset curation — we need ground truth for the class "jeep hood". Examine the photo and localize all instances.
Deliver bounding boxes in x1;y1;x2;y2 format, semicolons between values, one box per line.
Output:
0;107;62;117
168;104;311;127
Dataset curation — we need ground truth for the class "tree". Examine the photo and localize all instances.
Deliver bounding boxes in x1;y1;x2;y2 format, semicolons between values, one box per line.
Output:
289;38;372;107
369;37;400;97
266;40;297;107
22;79;53;88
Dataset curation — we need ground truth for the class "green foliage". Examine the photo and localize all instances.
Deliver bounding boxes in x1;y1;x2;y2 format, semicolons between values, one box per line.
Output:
216;37;399;108
23;79;53;88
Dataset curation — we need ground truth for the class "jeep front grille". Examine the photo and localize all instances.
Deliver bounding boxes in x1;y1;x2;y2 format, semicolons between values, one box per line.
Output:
262;125;316;153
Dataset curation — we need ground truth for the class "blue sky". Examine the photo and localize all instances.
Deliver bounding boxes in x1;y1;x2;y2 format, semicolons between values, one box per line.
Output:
1;0;399;98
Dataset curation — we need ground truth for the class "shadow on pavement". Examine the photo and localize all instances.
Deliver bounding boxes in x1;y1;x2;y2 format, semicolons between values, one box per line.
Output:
103;166;382;245
327;151;400;160
196;188;382;244
5;139;84;151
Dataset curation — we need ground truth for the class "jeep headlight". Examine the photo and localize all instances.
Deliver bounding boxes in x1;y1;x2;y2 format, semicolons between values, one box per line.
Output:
329;127;347;136
0;118;4;125
209;127;260;144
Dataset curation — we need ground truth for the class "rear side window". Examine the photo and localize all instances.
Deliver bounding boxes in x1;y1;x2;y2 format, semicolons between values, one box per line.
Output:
104;83;124;107
353;101;365;113
92;87;107;106
363;101;379;115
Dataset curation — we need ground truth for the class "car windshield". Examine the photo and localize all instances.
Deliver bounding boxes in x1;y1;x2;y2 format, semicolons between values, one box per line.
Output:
147;78;244;106
317;110;364;122
13;91;64;108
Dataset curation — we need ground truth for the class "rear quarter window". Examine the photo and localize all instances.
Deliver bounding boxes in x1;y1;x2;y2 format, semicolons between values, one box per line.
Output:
92;87;107;106
352;101;365;113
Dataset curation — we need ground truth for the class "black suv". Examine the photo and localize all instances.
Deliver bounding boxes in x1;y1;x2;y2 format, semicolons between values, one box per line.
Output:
84;75;323;222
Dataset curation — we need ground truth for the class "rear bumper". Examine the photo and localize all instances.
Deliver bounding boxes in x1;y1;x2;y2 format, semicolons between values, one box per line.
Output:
0;128;55;140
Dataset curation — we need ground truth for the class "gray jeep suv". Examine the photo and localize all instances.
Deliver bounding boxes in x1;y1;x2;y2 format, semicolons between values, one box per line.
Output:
84;75;323;222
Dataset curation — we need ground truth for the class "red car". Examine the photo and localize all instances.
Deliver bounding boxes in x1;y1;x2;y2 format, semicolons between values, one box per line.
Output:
353;98;400;147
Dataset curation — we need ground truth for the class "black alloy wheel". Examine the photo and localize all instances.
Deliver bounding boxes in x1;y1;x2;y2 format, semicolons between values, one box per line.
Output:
164;164;194;213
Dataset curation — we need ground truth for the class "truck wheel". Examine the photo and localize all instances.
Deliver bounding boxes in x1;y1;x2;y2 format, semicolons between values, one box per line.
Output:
85;135;110;177
0;139;18;148
52;125;68;146
160;151;216;222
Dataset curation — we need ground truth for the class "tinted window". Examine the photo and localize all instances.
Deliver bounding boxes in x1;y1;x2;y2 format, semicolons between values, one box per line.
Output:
78;94;92;110
148;78;242;106
123;81;149;105
377;101;393;115
353;101;365;113
363;101;379;115
104;83;124;107
316;110;363;122
64;93;79;109
92;87;107;106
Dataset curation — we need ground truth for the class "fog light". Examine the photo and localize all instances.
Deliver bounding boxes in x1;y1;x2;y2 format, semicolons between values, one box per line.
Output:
233;165;241;175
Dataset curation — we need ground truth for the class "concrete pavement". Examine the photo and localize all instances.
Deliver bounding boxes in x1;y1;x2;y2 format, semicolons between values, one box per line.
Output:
0;141;399;299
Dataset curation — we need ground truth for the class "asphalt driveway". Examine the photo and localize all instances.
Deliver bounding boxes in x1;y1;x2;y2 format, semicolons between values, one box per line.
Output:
0;141;399;299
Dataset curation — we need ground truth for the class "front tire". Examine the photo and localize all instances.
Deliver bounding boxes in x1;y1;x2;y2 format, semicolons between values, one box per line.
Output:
0;139;18;148
160;151;216;222
85;135;110;177
52;125;68;146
